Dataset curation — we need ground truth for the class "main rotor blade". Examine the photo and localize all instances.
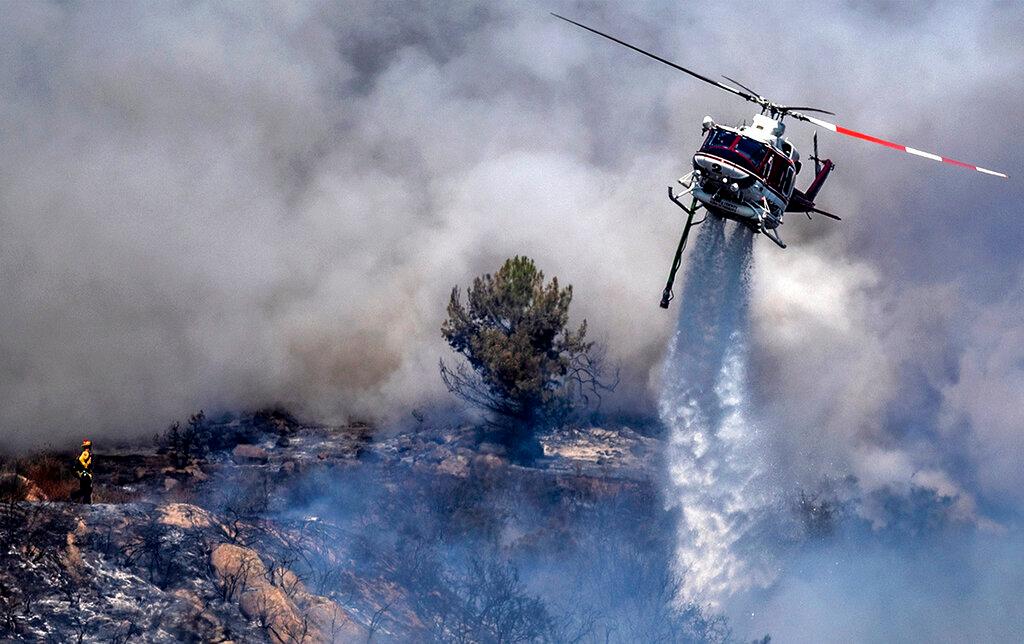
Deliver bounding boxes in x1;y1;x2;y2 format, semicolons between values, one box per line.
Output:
790;111;1009;179
722;75;763;100
779;105;835;116
719;76;834;116
551;13;759;105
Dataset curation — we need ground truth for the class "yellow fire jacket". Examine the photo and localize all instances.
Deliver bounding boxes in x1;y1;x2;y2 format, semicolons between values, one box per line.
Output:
78;449;92;476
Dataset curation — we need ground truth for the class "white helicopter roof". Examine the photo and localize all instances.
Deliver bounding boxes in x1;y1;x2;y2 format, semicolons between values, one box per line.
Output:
741;114;785;144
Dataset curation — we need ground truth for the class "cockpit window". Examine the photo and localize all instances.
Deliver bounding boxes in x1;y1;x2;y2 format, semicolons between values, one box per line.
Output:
704;129;736;149
699;128;774;176
735;137;768;167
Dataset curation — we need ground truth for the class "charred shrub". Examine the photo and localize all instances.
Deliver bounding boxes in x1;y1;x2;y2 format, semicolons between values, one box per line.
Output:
216;470;276;546
161;411;210;468
159;410;298;465
421;556;557;643
121;517;197;589
122;519;175;585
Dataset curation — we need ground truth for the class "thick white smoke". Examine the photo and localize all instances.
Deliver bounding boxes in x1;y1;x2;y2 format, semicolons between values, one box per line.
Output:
0;3;683;449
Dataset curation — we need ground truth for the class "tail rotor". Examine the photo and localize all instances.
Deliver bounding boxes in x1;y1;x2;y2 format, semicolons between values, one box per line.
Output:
810;132;822;175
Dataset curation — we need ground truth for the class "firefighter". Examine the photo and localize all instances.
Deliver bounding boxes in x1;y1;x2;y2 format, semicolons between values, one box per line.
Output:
73;439;93;504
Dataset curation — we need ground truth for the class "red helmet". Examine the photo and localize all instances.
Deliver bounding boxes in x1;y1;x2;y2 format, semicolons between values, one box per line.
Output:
81;439;92;448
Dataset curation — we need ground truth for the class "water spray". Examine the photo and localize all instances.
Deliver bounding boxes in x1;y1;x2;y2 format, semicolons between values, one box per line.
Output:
660;218;779;606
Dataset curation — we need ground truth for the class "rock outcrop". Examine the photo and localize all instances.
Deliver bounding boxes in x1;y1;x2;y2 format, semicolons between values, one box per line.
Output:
210;543;365;643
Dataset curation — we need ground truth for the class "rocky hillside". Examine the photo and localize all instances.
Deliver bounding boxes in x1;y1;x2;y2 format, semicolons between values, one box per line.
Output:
0;413;746;643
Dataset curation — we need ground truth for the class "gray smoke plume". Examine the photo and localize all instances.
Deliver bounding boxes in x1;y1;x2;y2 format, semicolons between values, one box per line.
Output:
0;2;685;449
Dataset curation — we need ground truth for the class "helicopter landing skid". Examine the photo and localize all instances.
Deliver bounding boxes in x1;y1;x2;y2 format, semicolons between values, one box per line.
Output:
756;198;786;249
661;187;705;308
761;225;786;249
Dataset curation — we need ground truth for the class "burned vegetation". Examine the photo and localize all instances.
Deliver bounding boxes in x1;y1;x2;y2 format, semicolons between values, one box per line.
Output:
0;409;749;643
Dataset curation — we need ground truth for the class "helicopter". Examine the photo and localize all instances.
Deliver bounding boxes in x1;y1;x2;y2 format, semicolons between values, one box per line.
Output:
551;14;1009;308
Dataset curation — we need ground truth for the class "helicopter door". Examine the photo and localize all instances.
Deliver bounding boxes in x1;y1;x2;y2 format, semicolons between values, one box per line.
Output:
765;151;793;195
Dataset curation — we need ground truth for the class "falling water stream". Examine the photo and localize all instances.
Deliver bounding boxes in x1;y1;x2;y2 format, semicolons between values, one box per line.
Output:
660;217;780;607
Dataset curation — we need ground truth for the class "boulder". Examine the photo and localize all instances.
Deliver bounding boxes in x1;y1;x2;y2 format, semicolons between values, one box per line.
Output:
159;502;216;529
438;454;470;477
232;444;270;464
473;454;506;470
210;543;365;643
277;460;298;477
183;465;209;481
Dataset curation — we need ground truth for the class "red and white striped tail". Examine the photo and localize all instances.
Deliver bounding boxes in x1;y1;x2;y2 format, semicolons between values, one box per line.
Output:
803;115;1008;179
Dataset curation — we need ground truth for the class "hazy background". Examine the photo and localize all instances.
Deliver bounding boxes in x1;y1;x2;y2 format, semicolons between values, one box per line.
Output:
2;1;1022;638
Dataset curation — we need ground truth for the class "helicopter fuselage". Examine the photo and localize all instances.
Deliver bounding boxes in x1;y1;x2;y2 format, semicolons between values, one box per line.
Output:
660;112;838;306
684;114;798;232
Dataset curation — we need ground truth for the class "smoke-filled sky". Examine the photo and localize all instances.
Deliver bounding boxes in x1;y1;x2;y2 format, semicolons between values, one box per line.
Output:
2;0;1022;637
3;0;1021;502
